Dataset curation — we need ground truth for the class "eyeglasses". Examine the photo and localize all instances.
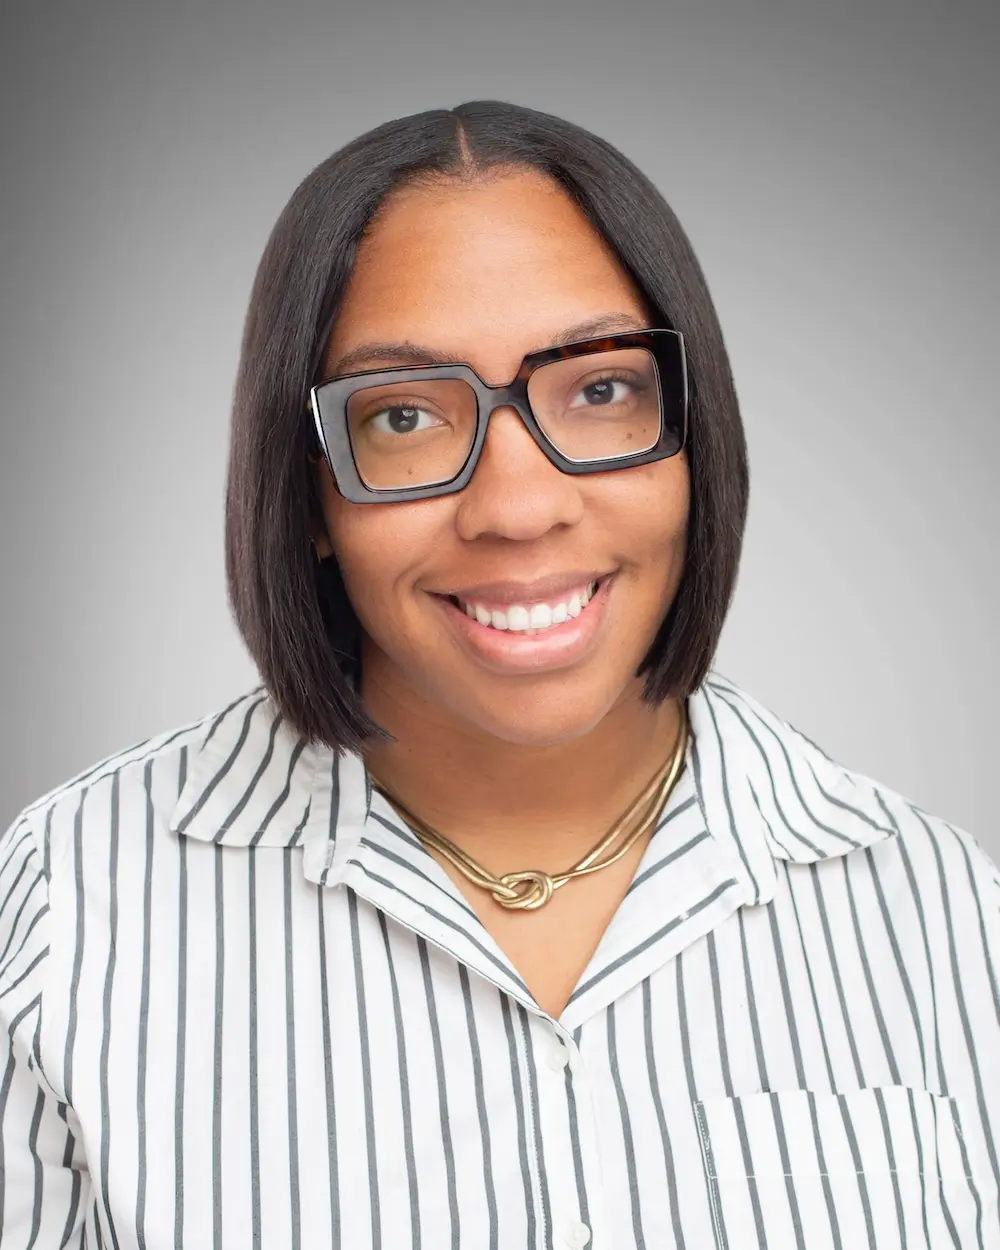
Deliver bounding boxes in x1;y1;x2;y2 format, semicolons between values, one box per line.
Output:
309;328;687;503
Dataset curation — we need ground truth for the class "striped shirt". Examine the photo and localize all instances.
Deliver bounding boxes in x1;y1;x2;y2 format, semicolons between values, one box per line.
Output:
1;669;998;1249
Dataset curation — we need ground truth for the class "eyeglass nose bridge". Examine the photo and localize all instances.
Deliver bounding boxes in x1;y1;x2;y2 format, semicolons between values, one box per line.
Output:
461;374;556;472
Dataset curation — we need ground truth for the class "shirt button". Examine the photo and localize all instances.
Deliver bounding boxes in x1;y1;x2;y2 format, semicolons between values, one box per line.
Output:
564;1220;591;1247
546;1041;570;1071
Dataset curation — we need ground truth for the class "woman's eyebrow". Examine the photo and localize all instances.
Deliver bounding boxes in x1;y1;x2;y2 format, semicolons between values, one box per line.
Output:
326;312;650;377
328;342;455;375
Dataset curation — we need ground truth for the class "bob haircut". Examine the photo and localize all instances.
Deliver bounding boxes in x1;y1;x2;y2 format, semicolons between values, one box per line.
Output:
225;99;749;754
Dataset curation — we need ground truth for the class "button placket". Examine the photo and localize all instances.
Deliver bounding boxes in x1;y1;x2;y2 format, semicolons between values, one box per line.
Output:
532;1021;598;1249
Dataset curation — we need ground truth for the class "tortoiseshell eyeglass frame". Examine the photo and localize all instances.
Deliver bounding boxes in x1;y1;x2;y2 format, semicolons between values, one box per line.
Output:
308;328;688;504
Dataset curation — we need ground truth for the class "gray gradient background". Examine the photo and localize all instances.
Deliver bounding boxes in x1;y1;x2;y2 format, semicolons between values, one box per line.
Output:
1;0;997;853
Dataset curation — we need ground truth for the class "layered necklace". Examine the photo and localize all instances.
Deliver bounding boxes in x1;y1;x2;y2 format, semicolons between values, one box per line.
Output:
368;702;689;911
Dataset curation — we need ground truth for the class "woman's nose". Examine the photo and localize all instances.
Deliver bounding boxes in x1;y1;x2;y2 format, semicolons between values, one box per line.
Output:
452;403;585;542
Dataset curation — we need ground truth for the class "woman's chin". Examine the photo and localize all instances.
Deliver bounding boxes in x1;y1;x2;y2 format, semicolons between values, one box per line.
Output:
445;684;629;750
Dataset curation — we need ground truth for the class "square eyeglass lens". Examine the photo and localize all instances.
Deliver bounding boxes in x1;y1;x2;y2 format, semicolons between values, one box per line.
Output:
344;346;664;491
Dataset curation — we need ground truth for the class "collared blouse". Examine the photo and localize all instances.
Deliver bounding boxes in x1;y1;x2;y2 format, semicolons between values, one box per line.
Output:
2;670;999;1249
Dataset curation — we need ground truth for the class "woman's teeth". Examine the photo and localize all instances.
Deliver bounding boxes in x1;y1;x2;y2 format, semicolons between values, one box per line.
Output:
459;581;598;634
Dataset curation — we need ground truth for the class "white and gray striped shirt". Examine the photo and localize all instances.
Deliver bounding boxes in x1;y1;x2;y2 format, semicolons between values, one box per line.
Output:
2;670;998;1249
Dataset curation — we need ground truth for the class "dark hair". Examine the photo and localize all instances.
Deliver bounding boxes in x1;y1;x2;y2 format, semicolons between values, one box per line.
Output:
226;100;749;753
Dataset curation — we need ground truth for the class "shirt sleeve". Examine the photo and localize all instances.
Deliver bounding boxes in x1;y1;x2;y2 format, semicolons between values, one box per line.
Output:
0;811;90;1247
957;830;1000;1238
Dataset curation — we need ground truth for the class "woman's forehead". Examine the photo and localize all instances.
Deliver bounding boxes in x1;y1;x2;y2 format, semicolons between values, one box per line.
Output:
323;172;653;377
351;170;622;281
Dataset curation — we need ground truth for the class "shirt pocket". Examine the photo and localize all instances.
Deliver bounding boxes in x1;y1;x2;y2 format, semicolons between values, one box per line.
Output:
692;1086;985;1250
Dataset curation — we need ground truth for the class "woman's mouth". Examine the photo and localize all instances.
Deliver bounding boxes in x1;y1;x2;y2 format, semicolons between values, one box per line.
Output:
431;574;616;673
447;577;601;635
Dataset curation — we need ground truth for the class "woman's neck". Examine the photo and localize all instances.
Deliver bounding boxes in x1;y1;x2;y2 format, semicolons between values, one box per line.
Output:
358;660;684;875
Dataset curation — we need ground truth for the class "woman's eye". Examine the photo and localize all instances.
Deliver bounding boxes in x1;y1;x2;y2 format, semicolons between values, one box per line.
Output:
369;405;441;435
568;377;635;408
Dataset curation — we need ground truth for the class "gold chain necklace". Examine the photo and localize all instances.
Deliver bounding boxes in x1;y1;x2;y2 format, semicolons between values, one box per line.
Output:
368;702;689;911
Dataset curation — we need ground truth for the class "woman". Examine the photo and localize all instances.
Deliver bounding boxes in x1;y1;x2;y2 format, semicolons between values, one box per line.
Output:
1;101;997;1250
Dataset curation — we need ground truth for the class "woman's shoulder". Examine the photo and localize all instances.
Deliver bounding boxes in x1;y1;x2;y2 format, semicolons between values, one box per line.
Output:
701;670;1000;912
4;684;270;862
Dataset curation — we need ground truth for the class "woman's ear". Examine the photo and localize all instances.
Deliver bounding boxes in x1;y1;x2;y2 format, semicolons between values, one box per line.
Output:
312;531;335;559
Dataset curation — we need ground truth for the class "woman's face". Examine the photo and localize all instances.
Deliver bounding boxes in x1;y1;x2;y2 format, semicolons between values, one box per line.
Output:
315;167;690;748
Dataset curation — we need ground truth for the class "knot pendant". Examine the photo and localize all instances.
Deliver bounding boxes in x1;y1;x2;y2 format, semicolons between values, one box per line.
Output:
494;869;556;910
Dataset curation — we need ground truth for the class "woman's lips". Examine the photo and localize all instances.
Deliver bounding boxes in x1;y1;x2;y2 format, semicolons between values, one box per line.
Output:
432;573;616;674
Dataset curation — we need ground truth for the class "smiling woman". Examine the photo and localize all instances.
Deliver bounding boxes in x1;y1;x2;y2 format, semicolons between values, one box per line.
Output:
2;101;998;1250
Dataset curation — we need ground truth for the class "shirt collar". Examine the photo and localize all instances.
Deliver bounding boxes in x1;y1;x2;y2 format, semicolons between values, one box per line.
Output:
685;672;897;905
167;671;898;898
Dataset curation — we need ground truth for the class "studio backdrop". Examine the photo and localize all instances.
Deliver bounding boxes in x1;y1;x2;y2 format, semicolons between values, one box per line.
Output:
0;0;996;852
